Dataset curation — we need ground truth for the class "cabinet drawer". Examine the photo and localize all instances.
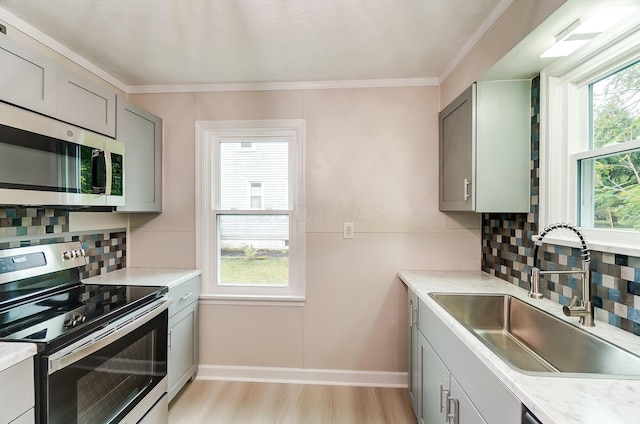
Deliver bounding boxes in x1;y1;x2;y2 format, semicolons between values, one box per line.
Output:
168;276;200;317
0;358;35;424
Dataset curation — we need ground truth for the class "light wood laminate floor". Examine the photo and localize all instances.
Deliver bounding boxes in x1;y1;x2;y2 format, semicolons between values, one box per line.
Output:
169;380;417;424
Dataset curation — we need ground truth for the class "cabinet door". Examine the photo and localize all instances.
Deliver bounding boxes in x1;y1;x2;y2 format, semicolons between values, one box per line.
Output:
418;332;450;424
408;289;419;416
449;376;487;424
168;301;198;401
0;358;34;424
0;35;57;116
439;84;475;211
116;97;163;212
56;67;116;137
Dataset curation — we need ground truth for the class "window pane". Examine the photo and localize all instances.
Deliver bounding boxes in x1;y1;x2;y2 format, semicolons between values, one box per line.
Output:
591;60;640;149
219;141;288;210
218;215;289;286
579;149;640;229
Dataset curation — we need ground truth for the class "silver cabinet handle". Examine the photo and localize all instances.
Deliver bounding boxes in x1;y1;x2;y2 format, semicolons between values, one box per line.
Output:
180;292;193;302
463;178;471;201
447;396;459;424
439;384;448;414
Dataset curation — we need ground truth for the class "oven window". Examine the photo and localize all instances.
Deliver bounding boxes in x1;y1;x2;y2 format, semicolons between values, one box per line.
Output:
47;310;167;424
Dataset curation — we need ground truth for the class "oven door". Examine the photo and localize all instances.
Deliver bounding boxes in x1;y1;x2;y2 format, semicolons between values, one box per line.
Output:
42;298;169;424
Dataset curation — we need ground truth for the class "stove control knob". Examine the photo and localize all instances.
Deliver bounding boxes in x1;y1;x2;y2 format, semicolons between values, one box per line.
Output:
63;251;72;260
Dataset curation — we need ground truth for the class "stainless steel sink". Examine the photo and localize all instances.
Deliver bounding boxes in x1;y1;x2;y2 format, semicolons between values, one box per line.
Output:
429;292;640;378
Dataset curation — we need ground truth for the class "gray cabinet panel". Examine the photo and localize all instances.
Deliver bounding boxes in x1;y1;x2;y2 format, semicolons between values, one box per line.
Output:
439;81;530;212
0;358;35;424
167;276;200;402
419;300;521;424
408;288;419;416
56;68;116;137
418;331;450;424
168;301;198;401
0;34;56;116
116;96;163;212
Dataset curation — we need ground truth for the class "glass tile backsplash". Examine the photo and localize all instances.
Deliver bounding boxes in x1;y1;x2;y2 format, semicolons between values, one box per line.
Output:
0;207;126;278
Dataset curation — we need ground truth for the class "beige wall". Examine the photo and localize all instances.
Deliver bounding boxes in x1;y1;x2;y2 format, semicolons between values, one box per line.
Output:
129;87;480;373
440;0;566;107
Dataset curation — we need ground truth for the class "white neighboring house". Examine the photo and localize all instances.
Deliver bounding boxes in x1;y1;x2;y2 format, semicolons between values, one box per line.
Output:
219;141;289;252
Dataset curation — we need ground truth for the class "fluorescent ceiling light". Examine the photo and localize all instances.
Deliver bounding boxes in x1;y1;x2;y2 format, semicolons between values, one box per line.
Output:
541;6;636;58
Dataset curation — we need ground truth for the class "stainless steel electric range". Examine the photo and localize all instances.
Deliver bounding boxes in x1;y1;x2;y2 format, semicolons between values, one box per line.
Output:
0;241;170;424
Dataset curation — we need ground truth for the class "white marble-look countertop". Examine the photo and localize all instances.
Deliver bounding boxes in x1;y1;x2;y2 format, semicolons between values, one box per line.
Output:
399;270;640;424
0;342;37;373
82;267;201;289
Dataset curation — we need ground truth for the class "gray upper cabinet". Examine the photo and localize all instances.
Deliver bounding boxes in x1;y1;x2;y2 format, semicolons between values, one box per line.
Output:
439;80;530;212
56;67;116;137
0;34;57;117
116;96;163;213
0;34;116;137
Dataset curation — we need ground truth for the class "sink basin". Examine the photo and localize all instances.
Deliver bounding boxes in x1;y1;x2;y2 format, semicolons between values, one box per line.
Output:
429;292;640;378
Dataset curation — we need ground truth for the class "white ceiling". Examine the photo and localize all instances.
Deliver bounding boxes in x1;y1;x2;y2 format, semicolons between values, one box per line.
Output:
0;0;508;89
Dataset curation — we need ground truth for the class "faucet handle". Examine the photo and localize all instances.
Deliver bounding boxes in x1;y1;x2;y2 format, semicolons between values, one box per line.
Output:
568;296;578;308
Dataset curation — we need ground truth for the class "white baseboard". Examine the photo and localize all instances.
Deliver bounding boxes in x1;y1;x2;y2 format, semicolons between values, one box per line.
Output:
197;365;408;388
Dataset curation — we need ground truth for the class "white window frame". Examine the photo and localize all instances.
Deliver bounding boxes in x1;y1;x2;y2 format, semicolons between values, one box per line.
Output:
541;19;640;256
196;120;306;303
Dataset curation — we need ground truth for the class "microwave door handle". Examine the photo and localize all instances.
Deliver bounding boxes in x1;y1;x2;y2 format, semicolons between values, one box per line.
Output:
91;150;106;194
47;297;170;374
104;149;113;195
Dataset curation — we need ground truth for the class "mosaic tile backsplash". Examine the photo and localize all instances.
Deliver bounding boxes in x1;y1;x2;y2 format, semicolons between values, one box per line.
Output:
0;207;126;279
481;76;640;336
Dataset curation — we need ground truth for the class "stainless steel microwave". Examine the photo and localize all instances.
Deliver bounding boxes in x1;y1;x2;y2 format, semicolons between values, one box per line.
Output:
0;102;125;207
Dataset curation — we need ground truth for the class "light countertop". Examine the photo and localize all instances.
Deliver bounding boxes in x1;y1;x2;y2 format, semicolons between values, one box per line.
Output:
399;270;640;424
82;267;201;289
0;343;37;373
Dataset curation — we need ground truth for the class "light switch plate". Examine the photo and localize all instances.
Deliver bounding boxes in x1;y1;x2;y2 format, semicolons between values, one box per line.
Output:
343;222;354;239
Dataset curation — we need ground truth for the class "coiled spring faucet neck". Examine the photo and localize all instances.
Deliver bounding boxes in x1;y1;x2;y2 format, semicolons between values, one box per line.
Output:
534;223;590;267
530;222;595;327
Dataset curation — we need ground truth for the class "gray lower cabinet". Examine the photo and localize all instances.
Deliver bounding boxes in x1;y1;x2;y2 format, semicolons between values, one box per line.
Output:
0;33;57;117
0;358;35;424
168;276;200;401
417;299;522;424
418;331;486;424
408;288;419;415
56;67;116;137
116;96;163;213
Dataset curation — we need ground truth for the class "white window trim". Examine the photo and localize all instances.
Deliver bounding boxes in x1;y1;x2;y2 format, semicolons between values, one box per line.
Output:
195;119;306;304
540;19;640;256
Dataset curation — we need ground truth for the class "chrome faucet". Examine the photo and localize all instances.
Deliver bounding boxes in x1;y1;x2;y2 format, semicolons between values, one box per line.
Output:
530;223;595;327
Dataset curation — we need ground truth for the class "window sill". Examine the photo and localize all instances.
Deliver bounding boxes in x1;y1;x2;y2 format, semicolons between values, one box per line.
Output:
534;232;640;258
199;294;306;307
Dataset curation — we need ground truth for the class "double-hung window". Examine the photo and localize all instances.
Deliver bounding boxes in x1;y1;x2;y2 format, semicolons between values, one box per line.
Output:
542;18;640;253
196;120;305;300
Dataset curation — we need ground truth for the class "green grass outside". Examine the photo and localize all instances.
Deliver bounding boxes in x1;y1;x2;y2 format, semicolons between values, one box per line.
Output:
220;257;288;285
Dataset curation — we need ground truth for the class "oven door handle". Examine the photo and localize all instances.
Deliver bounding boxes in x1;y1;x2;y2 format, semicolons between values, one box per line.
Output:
48;296;171;375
